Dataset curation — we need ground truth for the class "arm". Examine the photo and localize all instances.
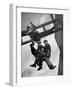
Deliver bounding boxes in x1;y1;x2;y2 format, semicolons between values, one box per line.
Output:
47;44;51;58
30;43;37;57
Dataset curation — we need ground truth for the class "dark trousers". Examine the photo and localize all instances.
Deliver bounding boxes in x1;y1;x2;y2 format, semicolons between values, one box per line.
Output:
34;57;42;68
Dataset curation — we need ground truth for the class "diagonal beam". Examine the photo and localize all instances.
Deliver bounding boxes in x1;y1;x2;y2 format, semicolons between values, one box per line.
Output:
22;26;62;45
22;19;57;37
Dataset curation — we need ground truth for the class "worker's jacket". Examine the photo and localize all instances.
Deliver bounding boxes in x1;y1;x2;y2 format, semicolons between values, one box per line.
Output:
43;44;51;58
30;43;51;59
30;44;44;58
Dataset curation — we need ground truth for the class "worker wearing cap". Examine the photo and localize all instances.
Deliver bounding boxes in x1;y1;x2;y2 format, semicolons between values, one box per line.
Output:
43;40;56;69
30;41;44;71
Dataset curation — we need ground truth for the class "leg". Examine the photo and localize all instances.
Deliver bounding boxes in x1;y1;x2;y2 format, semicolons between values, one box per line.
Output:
45;57;56;70
37;58;43;71
30;58;38;67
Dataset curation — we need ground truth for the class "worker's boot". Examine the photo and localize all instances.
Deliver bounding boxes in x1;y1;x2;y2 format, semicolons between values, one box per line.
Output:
37;66;42;71
30;63;36;67
48;64;56;70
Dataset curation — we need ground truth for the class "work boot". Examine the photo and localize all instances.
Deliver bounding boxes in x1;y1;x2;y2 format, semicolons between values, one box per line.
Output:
30;64;36;67
48;65;56;70
37;67;42;71
50;65;56;69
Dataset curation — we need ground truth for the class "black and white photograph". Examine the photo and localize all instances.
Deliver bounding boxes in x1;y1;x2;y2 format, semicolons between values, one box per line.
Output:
21;12;63;77
0;0;71;88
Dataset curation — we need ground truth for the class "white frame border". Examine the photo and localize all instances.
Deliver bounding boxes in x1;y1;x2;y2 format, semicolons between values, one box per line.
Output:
9;4;70;86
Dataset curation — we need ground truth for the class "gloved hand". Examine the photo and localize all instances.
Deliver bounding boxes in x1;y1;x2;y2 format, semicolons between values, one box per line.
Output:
30;41;34;46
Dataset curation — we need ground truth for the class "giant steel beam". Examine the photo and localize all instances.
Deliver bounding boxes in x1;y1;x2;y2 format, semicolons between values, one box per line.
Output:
22;19;57;37
35;19;57;29
21;39;32;45
21;26;62;45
